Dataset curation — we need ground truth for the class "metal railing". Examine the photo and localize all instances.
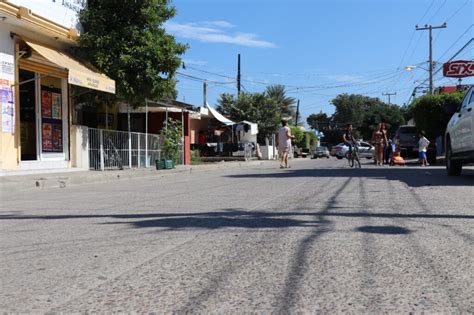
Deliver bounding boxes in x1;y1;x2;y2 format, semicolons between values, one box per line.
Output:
88;128;183;170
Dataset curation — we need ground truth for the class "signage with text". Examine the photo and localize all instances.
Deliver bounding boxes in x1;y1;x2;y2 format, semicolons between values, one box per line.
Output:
443;60;474;78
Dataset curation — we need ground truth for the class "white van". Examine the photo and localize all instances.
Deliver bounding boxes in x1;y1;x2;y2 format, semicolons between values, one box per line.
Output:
445;86;474;175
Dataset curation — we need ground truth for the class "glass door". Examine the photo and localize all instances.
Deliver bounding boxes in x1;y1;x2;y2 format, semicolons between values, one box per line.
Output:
19;70;37;161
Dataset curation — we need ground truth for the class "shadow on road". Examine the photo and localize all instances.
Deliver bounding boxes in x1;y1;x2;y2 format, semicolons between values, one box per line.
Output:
356;225;412;235
225;167;474;188
0;210;472;227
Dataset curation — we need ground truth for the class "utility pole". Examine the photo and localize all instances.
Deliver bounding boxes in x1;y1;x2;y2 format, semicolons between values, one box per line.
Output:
416;23;447;94
203;81;207;106
237;53;241;95
295;100;300;126
382;92;397;105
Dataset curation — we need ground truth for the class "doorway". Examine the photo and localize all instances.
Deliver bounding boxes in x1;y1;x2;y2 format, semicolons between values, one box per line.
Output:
19;69;37;161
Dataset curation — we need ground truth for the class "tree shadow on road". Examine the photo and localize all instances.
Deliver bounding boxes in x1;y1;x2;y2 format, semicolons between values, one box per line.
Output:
225;166;474;188
0;209;472;227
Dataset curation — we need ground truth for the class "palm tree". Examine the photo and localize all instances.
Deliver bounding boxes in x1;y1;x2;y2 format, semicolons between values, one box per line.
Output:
265;85;296;120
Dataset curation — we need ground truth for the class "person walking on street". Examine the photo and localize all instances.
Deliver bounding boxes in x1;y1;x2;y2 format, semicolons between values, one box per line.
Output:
371;123;387;166
418;130;430;166
381;123;391;164
278;119;295;168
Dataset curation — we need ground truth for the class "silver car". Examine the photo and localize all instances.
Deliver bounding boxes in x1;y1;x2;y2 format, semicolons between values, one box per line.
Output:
331;141;375;159
313;146;330;158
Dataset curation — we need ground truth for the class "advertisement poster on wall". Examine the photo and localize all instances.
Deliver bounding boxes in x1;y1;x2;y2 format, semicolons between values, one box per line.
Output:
41;87;63;152
41;90;52;118
42;123;53;151
1;52;15;133
53;124;63;151
51;93;62;119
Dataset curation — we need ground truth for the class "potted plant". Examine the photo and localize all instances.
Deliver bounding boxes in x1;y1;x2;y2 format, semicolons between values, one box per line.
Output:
156;117;182;169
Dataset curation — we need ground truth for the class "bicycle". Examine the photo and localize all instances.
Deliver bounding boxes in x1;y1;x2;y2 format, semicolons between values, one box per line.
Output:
345;142;361;168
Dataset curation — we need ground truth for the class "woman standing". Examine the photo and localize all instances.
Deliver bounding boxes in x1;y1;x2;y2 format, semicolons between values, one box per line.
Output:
371;123;387;166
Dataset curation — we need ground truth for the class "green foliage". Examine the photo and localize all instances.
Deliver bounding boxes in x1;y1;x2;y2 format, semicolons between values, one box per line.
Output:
217;92;281;143
77;0;187;106
265;85;296;120
190;149;203;165
162;118;182;162
329;93;405;140
410;92;464;140
360;104;405;139
290;127;305;144
306;112;329;130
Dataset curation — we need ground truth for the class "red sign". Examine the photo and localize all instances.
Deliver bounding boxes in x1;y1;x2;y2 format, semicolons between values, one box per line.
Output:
443;60;474;78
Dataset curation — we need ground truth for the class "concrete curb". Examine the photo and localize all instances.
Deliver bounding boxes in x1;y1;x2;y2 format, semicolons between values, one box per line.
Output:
0;160;270;193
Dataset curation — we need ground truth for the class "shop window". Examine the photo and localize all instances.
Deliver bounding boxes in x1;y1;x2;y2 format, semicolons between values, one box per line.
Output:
40;76;63;153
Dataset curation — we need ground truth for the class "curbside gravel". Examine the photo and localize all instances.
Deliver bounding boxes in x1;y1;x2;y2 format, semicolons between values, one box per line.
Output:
0;160;270;193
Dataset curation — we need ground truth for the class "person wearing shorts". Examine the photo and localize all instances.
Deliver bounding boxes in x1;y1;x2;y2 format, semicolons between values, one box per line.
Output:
278;120;295;168
418;131;430;166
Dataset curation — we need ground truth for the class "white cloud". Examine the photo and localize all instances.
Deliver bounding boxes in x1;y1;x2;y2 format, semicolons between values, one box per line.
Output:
202;20;235;28
166;21;277;48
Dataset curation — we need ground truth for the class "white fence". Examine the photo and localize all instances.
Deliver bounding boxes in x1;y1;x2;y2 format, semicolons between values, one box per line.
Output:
88;128;183;170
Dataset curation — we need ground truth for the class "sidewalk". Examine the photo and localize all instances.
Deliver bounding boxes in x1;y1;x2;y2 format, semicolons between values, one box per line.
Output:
0;160;269;193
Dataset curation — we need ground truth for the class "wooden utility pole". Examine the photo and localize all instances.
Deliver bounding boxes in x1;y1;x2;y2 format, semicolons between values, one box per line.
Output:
416;23;447;94
237;53;241;95
295;100;300;126
382;92;397;105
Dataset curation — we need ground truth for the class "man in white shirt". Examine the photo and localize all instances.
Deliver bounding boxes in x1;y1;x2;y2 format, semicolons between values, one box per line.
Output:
277;120;295;168
418;130;430;166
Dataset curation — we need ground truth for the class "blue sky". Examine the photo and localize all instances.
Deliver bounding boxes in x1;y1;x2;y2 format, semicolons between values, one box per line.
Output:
166;0;473;122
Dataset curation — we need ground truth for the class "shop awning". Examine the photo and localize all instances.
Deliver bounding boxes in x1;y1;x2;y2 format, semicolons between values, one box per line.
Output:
205;102;234;126
25;40;116;94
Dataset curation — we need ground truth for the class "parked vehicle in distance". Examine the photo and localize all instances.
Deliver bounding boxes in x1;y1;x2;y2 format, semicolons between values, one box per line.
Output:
293;146;309;158
393;125;418;157
330;141;374;159
313;146;330;158
445;85;474;176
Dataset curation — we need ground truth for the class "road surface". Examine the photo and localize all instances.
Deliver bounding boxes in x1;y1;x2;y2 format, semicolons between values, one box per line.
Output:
1;158;473;313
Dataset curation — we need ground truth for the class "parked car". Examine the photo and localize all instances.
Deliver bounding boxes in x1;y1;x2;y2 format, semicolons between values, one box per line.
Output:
313;146;330;158
393;125;418;157
393;125;436;163
330;141;375;159
445;85;474;176
293;146;309;158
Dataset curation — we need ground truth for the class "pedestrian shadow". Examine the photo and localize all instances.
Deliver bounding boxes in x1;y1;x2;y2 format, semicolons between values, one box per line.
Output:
225;167;474;188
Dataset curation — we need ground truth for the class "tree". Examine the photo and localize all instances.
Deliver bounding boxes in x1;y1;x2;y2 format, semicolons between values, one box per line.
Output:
77;0;187;106
290;126;305;144
216;92;281;143
162;117;183;163
306;112;329;130
410;92;464;141
265;85;296;120
330;93;405;140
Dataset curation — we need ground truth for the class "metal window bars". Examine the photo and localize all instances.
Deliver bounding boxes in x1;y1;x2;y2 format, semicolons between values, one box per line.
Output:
88;128;183;170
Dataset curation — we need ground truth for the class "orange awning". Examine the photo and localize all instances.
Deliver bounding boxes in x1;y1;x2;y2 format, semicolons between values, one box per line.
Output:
25;40;116;94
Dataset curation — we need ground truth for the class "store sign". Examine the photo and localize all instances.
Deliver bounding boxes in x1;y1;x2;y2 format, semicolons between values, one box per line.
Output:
0;52;15;133
443;60;474;78
7;0;85;31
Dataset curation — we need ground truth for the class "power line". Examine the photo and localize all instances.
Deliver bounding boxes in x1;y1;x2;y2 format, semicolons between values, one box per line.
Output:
437;24;473;61
427;0;447;23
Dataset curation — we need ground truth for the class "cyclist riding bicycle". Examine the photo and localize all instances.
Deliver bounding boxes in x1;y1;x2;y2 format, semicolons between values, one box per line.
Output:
342;123;355;157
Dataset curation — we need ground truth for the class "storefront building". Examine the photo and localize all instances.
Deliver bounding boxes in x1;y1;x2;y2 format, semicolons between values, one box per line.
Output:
0;1;115;171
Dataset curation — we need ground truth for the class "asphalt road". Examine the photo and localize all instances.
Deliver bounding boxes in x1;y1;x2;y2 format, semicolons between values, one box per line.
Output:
1;158;473;313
